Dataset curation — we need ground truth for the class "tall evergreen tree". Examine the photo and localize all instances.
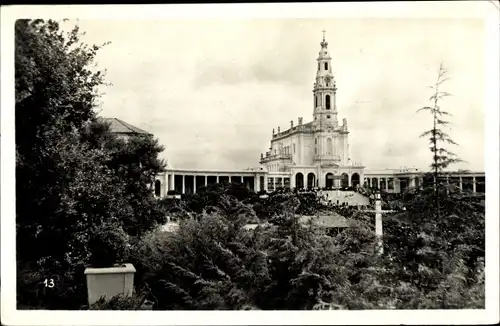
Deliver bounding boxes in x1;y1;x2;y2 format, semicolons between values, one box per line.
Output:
417;63;463;216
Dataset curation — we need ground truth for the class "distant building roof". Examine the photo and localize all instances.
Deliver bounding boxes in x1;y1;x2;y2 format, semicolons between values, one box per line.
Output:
99;117;152;135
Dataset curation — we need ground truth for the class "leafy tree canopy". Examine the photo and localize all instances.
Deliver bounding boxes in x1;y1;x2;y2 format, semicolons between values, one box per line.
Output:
16;19;167;308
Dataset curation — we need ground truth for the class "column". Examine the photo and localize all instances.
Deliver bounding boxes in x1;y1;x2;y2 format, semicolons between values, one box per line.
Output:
348;174;352;187
193;175;197;194
182;175;185;194
446;175;450;195
204;175;207;187
254;175;259;192
264;175;269;192
375;192;383;255
473;176;477;193
169;173;174;191
216;175;220;184
240;176;243;184
410;177;416;188
377;178;380;189
459;177;463;192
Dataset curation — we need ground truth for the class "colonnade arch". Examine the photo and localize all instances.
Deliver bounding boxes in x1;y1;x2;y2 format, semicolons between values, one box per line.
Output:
351;173;360;188
307;173;316;189
341;173;349;188
295;173;304;189
325;172;334;188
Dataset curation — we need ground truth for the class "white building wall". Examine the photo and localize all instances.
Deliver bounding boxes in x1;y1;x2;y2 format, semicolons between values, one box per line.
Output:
302;134;314;165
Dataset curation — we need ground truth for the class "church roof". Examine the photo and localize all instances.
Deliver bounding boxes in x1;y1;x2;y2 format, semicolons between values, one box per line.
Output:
99;117;152;135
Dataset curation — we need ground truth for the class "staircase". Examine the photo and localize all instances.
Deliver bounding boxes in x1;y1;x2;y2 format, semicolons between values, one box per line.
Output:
320;190;370;206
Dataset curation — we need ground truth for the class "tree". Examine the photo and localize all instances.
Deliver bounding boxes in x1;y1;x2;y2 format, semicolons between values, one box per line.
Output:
15;19;166;308
417;63;463;216
16;19;110;271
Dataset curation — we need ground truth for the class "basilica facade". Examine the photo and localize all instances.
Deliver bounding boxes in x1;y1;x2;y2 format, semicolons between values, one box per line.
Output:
259;34;364;191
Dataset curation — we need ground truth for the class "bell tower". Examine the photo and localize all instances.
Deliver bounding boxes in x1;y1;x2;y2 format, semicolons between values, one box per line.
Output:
312;30;338;128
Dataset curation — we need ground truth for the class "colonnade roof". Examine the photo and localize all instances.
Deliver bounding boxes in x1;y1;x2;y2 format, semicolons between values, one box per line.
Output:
162;168;266;175
365;170;485;177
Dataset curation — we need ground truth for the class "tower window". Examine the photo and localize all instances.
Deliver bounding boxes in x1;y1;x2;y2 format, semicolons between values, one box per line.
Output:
326;94;331;110
318;63;320;71
315;95;317;108
327;115;331;119
324;62;328;70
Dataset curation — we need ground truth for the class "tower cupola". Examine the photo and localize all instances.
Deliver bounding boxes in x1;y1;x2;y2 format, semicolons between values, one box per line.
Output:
313;30;338;127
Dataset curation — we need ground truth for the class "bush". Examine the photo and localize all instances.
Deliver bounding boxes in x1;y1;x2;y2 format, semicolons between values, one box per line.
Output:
88;294;146;310
88;223;130;268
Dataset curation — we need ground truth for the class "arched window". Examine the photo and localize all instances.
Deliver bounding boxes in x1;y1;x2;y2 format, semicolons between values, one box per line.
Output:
324;62;328;70
326;138;333;155
325;95;331;110
318;63;320;71
315;95;317;108
315;138;317;145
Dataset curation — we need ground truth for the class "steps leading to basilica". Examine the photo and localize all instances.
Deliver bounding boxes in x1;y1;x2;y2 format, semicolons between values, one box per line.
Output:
320;190;370;206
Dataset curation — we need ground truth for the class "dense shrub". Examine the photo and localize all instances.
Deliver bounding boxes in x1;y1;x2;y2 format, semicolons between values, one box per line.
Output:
88;223;130;268
88;294;146;310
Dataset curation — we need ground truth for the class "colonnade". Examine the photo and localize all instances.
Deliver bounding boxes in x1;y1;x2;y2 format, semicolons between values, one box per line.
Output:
363;174;486;194
154;171;485;197
155;172;269;197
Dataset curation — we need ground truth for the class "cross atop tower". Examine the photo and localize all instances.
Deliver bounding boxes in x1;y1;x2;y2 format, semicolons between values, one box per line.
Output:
320;29;328;48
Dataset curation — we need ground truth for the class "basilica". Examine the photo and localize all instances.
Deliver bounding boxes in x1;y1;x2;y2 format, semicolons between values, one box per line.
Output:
259;33;364;191
104;33;485;198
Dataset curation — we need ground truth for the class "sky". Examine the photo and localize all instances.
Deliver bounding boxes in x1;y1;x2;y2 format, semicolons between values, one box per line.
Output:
71;17;486;172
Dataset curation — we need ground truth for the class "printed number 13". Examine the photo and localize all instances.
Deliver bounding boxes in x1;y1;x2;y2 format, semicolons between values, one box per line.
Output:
44;279;54;288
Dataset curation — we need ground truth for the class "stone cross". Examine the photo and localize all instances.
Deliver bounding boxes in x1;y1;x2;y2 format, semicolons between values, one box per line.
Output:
361;192;396;255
